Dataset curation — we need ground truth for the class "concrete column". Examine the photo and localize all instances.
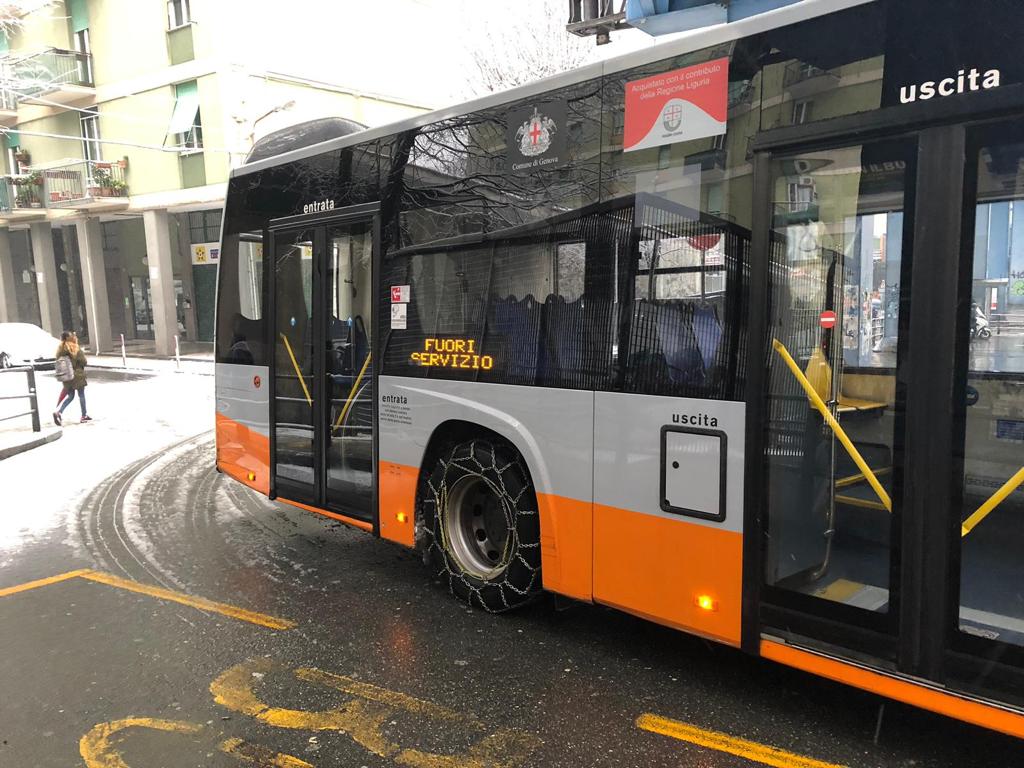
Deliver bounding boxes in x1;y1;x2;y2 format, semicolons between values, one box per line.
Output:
0;229;18;323
29;221;62;335
76;218;112;354
142;209;178;356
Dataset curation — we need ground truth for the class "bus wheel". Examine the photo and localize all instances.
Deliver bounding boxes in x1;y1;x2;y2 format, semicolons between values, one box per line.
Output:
422;438;541;612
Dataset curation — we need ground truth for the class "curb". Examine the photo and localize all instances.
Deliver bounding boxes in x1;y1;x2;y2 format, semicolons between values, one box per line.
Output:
0;429;63;461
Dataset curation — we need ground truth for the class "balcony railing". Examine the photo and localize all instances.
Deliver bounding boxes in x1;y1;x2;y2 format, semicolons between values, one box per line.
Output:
0;174;44;214
11;48;94;99
0;87;16;112
782;61;838;90
41;160;128;207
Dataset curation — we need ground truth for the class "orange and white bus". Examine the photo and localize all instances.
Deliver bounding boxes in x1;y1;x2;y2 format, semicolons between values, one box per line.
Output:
215;0;1024;738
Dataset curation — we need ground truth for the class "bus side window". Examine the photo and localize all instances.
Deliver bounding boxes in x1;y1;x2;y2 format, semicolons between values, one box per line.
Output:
216;233;266;366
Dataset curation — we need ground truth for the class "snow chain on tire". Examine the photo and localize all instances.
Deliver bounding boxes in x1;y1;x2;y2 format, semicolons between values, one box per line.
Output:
421;438;542;612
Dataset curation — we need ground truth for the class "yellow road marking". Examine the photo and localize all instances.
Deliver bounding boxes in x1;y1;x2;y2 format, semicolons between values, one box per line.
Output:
80;717;205;768
0;568;90;597
0;569;294;630
79;570;296;630
212;658;542;767
219;737;315;767
637;713;847;768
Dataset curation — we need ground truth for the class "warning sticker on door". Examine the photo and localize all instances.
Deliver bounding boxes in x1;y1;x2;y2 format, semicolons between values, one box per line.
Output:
624;57;729;153
391;303;408;330
391;285;410;303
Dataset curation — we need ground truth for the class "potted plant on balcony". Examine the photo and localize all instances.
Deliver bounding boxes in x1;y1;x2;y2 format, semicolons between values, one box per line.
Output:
110;178;128;197
92;165;113;197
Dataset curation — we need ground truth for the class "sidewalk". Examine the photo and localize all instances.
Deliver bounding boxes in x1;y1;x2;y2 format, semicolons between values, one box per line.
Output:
90;352;214;377
0;426;62;460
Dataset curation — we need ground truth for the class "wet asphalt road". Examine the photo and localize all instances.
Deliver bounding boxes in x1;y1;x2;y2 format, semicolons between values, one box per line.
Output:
1;372;1023;767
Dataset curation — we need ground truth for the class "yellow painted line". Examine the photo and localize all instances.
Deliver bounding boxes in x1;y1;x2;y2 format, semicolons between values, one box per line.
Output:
637;713;847;768
81;717;205;768
0;568;91;598
79;570;296;630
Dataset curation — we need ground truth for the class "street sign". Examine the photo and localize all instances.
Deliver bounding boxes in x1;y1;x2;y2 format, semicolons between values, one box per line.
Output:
820;310;837;329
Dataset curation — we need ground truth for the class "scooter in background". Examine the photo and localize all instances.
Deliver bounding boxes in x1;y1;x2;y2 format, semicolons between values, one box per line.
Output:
972;303;993;340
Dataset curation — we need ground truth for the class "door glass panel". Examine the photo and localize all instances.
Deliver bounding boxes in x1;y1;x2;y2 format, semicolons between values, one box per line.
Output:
273;230;316;497
958;129;1024;646
325;223;374;516
764;140;914;615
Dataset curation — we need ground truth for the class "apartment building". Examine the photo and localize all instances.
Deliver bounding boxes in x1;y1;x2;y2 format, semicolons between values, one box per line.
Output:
0;0;430;354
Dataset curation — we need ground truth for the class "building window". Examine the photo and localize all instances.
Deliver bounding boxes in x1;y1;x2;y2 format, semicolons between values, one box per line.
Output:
73;27;93;85
167;80;202;151
791;99;813;125
80;113;100;164
167;0;191;29
189;210;221;243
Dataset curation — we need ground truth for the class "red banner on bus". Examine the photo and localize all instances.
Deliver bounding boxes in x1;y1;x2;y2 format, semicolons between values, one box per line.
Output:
624;57;729;153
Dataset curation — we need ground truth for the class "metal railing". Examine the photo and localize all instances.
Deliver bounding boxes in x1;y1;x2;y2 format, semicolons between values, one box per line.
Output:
0;174;44;212
782;61;836;89
42;159;128;206
10;47;94;96
0;365;41;433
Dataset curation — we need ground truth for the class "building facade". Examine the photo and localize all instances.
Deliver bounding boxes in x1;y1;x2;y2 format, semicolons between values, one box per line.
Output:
0;0;429;354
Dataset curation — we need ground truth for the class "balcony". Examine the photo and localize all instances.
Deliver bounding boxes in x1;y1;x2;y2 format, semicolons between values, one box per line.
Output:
11;48;94;107
41;160;129;210
0;174;46;220
782;61;839;100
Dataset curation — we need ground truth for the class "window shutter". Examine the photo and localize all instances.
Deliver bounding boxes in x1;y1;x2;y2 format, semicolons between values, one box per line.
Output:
68;0;90;33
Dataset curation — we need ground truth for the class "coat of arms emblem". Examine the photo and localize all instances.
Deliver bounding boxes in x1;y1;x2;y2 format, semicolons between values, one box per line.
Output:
515;107;557;157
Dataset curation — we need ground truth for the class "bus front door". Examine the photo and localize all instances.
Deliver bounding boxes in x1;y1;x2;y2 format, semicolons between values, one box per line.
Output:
270;216;376;524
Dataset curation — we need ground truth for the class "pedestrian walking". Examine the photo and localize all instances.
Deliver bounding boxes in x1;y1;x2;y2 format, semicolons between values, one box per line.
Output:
53;331;91;425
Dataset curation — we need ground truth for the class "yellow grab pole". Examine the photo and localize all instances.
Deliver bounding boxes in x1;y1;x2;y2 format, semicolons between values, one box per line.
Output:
279;333;312;407
333;353;372;434
961;466;1024;538
772;339;892;513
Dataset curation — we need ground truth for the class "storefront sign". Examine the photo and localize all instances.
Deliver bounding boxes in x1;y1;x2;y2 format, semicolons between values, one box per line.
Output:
624;57;729;153
191;242;220;265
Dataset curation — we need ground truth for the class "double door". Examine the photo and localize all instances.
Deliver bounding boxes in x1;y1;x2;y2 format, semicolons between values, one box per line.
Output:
269;211;376;522
755;117;1024;699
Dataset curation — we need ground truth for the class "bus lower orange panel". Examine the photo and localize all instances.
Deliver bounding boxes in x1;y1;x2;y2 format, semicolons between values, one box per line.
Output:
379;461;417;547
215;413;270;496
536;492;593;601
761;640;1024;739
594;504;742;646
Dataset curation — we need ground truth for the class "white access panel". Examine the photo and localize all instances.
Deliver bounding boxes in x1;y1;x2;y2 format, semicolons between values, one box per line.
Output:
661;427;727;521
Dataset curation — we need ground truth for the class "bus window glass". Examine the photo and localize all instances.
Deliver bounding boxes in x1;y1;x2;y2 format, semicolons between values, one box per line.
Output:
763;139;915;618
957;130;1024;647
598;43;760;401
759;3;885;130
216;232;265;365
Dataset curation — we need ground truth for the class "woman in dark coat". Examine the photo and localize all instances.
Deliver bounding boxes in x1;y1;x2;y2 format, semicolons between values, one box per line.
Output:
53;332;90;425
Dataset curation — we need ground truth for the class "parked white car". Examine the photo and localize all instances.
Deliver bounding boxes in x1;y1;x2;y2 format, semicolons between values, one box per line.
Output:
0;323;61;368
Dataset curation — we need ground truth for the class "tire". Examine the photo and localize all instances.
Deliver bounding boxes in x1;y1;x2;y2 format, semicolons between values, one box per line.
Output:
979;327;992;340
420;438;542;612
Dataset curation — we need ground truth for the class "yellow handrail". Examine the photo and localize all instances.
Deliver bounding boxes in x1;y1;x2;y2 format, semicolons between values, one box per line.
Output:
961;466;1024;538
279;332;312;407
333;353;372;434
772;339;892;513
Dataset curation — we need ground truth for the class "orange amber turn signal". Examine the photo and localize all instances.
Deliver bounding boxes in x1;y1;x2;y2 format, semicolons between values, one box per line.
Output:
396;512;408;523
695;594;718;612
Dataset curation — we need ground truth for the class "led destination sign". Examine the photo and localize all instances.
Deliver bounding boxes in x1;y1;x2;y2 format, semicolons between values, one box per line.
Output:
410;338;494;370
